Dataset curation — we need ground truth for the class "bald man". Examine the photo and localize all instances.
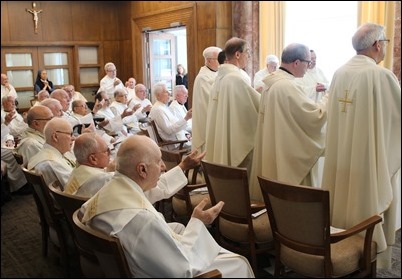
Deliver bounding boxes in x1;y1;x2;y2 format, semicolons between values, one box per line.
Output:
16;105;53;166
81;135;254;277
28;117;76;188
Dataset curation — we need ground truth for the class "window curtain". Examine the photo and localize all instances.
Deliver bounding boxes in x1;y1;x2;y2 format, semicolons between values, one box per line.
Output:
259;1;285;68
358;1;395;69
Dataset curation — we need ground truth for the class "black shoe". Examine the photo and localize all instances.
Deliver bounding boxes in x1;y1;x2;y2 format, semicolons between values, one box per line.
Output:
12;183;33;196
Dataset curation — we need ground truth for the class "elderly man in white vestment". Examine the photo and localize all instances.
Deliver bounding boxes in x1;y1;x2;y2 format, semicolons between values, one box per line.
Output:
127;83;152;122
97;62;125;101
205;37;260;173
253;54;279;93
149;82;192;149
80;135;254;277
321;23;401;268
169;85;192;134
249;43;329;201
16;105;53;166
28;117;76;188
191;46;221;152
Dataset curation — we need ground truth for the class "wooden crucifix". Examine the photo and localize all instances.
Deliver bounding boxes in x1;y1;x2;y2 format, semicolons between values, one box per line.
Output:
26;2;43;34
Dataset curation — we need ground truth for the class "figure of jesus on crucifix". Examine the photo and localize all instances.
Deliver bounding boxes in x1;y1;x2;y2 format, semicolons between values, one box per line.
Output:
26;2;43;34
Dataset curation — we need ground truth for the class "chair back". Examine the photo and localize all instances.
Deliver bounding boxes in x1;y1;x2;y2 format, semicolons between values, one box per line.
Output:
142;120;188;150
72;209;132;278
201;160;273;273
22;168;72;277
258;176;382;277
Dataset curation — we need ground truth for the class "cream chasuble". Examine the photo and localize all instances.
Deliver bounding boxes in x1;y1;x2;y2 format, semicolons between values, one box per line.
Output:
205;64;260;169
191;66;218;151
322;55;401;260
249;69;328;202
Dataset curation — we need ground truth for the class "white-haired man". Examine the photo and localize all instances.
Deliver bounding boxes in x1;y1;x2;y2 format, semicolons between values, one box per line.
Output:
253;54;279;93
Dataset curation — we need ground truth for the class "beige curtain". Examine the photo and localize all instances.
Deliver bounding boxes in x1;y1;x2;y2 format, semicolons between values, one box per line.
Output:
358;1;395;69
259;1;285;68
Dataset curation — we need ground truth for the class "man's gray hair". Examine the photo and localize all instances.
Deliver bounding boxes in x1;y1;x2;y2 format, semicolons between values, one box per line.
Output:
73;133;99;164
352;23;385;51
152;82;168;99
281;43;310;64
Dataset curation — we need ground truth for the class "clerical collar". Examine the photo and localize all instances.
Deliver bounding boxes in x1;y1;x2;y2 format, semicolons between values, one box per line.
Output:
207;66;217;72
279;67;294;76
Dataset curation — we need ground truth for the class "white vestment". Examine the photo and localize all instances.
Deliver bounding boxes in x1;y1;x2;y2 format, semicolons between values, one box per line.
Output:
15;127;45;166
98;75;125;100
149;101;190;147
321;55;401;261
253;67;269;92
94;106;127;137
169;100;192;133
127;95;152;122
1;84;17;103
249;69;328;201
28;143;75;187
205;64;260;171
191;66;218;151
81;172;254;278
1;109;28;138
295;67;330;103
110;101;140;134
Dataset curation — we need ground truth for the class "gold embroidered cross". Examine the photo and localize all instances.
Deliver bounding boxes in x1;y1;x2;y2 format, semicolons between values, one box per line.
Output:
26;2;43;34
338;90;353;112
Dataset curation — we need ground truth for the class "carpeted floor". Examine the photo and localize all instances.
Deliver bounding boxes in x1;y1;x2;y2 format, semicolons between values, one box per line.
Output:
1;194;401;278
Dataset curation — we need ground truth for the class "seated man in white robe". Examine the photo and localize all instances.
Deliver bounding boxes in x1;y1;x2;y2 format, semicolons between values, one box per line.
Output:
80;135;254;278
16;105;53;166
253;54;279;93
127;83;152;122
28;117;76;188
97;62;125;101
169;85;192;135
149;82;192;149
63;84;88;112
109;89;141;134
1;95;28;139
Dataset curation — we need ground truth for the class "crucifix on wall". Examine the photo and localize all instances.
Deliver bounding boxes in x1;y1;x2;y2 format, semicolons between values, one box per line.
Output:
26;2;43;34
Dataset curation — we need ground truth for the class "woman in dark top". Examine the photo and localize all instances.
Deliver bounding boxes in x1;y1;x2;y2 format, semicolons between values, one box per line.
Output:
34;69;54;95
175;64;188;89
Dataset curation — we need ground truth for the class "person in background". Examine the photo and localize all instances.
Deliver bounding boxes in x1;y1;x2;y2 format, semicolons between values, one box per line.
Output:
125;77;137;101
34;69;54;95
321;22;401;269
33;89;50;106
295;49;329;103
191;46;221;152
169;85;192;136
98;62;125;101
63;85;88;111
175;64;189;109
1;73;18;106
127;83;152;122
253;54;279;93
80;135;254;277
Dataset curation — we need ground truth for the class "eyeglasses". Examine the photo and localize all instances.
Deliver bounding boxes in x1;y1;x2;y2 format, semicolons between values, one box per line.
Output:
55;130;74;137
91;147;111;156
34;117;53;121
373;39;390;46
299;59;312;66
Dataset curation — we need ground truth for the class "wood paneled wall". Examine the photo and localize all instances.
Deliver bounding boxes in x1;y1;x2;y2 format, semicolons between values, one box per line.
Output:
1;1;232;108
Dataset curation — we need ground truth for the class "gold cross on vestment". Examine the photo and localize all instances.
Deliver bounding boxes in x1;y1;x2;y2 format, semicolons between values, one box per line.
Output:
338;90;353;112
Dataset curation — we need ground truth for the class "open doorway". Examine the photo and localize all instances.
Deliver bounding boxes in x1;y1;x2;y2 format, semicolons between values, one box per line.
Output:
143;26;187;103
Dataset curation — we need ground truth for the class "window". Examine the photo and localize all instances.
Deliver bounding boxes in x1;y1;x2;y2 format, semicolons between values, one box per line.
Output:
77;46;100;96
284;1;358;83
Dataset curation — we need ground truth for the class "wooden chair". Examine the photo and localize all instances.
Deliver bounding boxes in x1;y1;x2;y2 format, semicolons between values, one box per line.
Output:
258;176;382;278
72;209;222;278
201;160;274;273
140;120;189;151
160;148;210;224
22;168;72;277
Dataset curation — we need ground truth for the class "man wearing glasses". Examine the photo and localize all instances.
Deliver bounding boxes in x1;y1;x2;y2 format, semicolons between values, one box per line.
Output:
16;105;53;166
28;117;76;188
322;23;400;269
249;43;329;202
